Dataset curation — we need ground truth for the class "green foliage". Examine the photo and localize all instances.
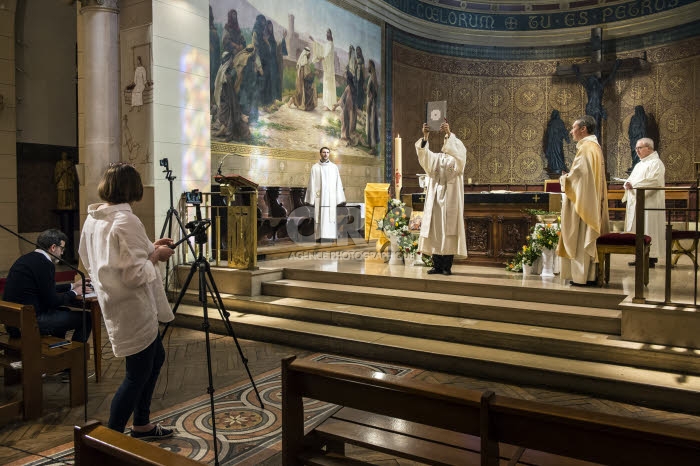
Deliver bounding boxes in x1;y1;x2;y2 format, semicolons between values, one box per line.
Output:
314;118;341;138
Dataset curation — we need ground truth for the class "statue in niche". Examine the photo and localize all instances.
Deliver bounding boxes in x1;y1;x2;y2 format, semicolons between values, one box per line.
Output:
627;105;648;174
544;109;570;177
54;152;77;210
573;59;621;141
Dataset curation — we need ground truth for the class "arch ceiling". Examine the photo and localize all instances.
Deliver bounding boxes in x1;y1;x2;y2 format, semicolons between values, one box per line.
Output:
351;0;700;47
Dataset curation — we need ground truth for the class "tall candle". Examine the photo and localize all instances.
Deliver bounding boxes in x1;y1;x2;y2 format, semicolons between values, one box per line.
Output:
394;134;402;198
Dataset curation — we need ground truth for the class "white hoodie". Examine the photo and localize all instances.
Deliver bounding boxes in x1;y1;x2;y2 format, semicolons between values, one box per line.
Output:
79;203;174;357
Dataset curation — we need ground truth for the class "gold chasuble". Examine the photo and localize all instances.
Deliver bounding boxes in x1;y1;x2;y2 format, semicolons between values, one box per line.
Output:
556;135;609;284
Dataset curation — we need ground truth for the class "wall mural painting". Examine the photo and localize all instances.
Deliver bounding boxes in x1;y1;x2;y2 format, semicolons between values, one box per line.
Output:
209;0;382;158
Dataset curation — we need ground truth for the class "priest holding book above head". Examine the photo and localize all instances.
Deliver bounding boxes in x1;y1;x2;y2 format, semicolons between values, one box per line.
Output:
415;121;468;275
556;115;609;286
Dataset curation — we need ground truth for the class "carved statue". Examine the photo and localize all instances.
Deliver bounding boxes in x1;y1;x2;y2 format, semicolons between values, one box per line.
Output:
627;105;648;173
54;152;77;210
573;59;621;141
544;109;570;177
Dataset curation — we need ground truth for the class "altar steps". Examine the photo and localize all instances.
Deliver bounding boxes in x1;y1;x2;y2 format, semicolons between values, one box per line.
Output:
173;301;700;415
280;268;624;310
260;279;620;334
171;267;700;414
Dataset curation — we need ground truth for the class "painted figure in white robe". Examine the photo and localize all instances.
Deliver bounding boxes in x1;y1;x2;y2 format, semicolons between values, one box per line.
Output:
311;29;337;111
556;115;610;286
305;147;346;242
415;121;468;275
131;56;147;111
623;137;665;265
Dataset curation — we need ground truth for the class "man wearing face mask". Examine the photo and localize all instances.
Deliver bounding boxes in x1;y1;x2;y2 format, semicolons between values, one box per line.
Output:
3;228;91;341
305;147;346;243
416;121;468;275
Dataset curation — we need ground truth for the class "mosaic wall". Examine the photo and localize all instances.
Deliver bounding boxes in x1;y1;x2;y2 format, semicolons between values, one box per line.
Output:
392;35;700;186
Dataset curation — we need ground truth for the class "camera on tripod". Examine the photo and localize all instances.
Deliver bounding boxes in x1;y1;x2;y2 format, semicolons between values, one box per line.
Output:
159;158;169;169
184;189;210;245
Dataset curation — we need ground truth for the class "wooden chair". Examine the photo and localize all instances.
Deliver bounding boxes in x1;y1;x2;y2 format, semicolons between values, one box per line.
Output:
671;230;700;268
74;420;203;466
596;233;650;287
0;300;85;423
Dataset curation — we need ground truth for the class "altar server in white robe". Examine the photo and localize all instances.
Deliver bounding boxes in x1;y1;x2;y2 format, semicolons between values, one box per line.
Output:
556;115;609;286
623;137;665;266
416;121;468;275
306;146;346;242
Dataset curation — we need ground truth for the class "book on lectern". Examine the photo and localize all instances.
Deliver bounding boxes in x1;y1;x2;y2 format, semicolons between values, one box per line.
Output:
426;101;447;131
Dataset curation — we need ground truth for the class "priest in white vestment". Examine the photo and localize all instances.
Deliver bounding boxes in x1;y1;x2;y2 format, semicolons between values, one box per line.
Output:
556;115;609;286
311;29;337;111
623;137;665;265
415;122;468;275
305;147;346;242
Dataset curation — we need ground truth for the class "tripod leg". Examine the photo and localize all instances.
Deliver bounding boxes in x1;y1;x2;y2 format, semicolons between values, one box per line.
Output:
198;262;221;465
203;263;264;409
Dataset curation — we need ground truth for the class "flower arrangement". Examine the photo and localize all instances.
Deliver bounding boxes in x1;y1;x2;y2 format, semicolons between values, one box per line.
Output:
397;233;419;255
532;223;560;250
505;218;561;272
376;199;410;236
521;243;541;266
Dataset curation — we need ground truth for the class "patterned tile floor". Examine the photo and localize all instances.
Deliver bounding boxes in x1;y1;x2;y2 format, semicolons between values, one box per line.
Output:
1;253;700;465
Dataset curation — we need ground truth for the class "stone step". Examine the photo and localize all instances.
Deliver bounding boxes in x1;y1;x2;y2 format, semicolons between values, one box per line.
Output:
206;294;700;376
282;268;626;309
172;304;700;416
261;279;621;334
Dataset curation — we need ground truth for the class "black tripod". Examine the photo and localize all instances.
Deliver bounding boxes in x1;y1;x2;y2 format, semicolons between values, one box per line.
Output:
158;158;196;293
162;206;263;466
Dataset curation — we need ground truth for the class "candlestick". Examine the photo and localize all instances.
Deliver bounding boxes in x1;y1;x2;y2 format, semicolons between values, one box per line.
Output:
394;134;402;198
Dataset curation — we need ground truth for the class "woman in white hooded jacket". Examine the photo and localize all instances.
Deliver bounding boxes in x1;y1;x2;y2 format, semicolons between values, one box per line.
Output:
79;163;175;439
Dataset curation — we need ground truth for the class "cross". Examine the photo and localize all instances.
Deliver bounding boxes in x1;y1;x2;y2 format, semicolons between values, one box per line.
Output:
555;28;647;178
418;193;426;203
532;194;540;203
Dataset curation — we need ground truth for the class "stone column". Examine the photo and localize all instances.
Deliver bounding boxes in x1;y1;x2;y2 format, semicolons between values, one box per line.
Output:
78;0;120;219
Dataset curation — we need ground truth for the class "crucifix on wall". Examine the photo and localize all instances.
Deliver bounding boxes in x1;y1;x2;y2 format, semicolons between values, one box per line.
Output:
555;27;647;177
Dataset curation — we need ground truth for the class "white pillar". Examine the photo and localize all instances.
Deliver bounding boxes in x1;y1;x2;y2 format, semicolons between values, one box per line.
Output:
77;0;120;219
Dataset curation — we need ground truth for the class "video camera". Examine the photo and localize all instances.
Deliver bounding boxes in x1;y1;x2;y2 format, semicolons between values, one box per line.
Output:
184;189;210;245
159;158;169;169
185;189;203;205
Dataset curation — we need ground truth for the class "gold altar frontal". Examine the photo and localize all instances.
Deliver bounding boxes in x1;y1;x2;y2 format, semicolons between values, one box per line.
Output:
215;174;259;270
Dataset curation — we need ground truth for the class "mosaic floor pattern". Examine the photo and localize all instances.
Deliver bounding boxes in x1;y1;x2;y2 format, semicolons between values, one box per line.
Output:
10;354;418;466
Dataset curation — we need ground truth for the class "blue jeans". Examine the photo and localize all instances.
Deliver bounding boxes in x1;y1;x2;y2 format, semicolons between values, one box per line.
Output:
108;335;165;432
37;307;92;343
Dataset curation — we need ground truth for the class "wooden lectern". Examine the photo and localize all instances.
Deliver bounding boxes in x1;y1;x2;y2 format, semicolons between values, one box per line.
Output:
214;174;259;270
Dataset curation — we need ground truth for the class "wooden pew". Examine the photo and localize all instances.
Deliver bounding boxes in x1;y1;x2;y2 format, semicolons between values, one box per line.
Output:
0;300;85;423
281;356;700;466
74;420;203;465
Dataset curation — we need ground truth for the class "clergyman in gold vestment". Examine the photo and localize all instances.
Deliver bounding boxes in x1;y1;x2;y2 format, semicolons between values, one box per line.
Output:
556;115;609;286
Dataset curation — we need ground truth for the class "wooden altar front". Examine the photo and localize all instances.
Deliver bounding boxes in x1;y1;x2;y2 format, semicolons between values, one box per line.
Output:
411;192;551;266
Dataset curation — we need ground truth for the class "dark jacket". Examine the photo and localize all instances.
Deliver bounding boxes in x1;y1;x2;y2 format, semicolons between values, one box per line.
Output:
3;251;76;318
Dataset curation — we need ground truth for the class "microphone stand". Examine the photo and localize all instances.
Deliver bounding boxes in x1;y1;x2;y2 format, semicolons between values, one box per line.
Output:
0;223;90;422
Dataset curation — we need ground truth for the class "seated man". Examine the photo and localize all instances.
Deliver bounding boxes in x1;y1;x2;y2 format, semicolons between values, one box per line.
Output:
3;229;91;342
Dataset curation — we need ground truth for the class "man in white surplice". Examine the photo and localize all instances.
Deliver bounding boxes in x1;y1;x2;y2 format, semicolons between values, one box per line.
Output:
415;121;468;275
623;137;665;267
305;147;346;242
311;29;337;111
